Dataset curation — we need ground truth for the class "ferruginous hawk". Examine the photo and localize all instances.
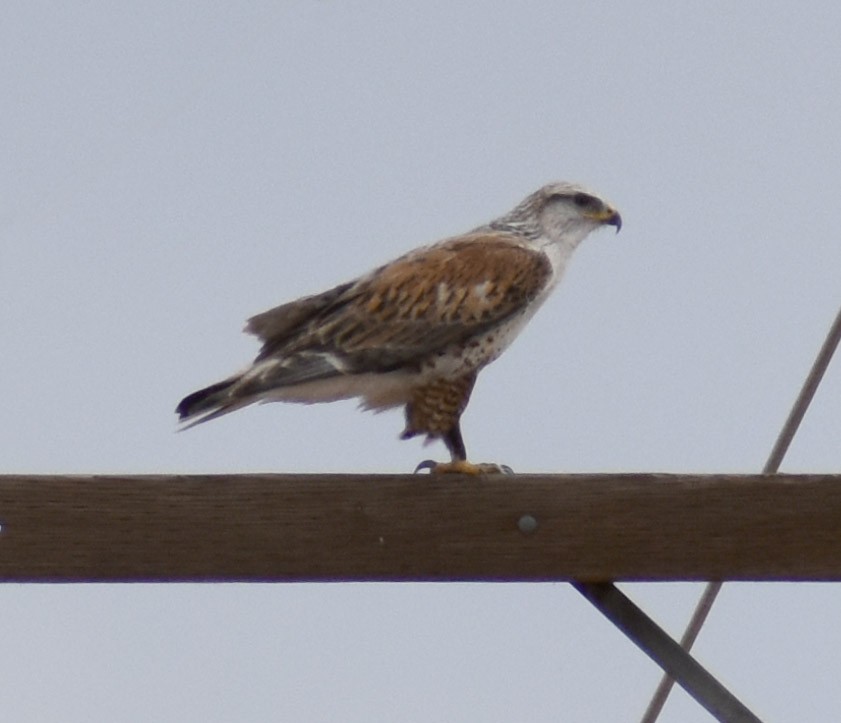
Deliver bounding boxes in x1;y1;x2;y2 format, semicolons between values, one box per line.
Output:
176;182;621;473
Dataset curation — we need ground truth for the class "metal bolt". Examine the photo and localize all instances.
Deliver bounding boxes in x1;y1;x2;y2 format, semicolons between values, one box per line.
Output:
518;514;538;534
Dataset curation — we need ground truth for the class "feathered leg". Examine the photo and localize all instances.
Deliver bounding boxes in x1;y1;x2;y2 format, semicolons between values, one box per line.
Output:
404;374;509;474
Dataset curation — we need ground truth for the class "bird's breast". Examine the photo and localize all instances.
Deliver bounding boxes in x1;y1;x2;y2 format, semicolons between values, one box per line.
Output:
419;309;537;380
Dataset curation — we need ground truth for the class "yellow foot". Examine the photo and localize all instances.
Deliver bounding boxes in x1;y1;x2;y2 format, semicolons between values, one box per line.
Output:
414;460;514;475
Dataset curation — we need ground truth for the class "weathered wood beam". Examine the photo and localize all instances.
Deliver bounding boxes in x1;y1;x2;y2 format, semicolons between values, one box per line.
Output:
0;473;838;582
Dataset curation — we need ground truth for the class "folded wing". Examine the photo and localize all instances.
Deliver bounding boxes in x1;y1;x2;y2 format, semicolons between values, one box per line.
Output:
177;233;551;424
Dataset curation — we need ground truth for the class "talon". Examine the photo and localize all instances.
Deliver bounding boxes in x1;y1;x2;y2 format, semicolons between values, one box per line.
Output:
414;460;513;475
413;459;438;474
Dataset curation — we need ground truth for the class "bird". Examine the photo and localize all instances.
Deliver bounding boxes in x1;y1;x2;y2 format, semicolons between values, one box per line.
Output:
176;181;621;473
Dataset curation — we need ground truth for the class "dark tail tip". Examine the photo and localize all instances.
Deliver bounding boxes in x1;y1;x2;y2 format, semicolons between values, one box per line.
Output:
176;378;237;421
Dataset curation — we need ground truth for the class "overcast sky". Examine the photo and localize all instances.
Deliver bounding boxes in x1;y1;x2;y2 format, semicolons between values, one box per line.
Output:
3;2;840;721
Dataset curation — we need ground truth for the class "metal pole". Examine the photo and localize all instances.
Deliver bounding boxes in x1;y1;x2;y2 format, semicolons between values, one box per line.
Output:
640;305;841;722
573;582;762;723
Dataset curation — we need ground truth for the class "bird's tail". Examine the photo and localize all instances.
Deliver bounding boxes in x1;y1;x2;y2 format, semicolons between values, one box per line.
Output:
176;377;246;428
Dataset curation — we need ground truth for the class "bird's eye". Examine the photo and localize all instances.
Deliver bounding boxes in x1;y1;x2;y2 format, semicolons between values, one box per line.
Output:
573;192;594;208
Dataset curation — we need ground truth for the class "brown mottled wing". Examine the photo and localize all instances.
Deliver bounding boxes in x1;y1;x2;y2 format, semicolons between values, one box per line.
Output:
246;280;355;343
244;233;552;384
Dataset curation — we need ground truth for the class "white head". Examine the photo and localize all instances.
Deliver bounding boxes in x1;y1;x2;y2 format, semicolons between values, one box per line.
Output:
489;181;621;249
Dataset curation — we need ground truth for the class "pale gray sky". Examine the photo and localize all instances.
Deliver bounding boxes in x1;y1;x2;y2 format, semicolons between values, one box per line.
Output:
2;2;840;721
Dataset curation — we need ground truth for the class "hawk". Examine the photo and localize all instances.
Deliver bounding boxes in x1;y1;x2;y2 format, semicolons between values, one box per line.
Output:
176;182;621;473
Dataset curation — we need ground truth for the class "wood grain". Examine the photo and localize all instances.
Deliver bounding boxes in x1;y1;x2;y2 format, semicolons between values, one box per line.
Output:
0;473;839;582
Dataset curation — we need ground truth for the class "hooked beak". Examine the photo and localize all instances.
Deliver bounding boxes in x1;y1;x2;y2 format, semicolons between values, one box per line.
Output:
586;206;622;233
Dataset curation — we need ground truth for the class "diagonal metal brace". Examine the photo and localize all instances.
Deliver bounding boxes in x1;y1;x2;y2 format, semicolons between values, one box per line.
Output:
640;304;841;722
572;581;763;723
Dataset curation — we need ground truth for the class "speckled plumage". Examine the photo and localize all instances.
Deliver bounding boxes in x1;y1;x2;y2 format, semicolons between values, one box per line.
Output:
177;182;621;470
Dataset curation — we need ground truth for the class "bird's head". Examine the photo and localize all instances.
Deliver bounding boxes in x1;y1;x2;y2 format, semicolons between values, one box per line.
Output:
494;182;621;248
536;181;621;243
